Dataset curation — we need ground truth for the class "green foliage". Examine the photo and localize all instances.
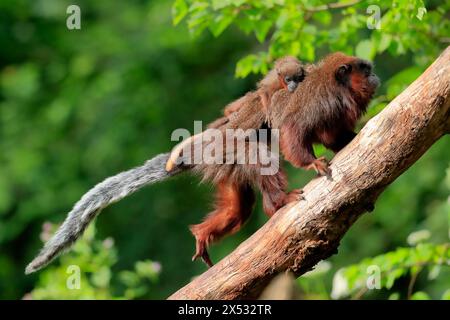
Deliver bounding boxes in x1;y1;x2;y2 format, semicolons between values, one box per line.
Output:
332;243;449;299
173;0;449;76
172;0;449;119
0;0;448;300
29;223;160;299
297;261;332;299
0;0;255;299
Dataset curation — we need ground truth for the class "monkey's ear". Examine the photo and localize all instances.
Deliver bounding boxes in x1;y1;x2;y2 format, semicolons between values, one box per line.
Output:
335;64;352;85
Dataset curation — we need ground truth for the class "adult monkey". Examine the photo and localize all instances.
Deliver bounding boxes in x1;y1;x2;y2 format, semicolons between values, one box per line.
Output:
25;52;378;273
270;52;380;175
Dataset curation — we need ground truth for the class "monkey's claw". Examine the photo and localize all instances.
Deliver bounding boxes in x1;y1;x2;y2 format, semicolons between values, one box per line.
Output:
192;239;213;268
309;157;331;177
284;188;304;204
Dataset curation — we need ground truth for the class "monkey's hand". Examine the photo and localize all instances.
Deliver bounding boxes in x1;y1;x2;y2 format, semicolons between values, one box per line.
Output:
307;156;331;177
283;188;304;205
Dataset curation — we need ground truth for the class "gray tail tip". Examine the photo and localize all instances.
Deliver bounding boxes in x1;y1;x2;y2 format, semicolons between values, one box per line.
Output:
25;257;45;275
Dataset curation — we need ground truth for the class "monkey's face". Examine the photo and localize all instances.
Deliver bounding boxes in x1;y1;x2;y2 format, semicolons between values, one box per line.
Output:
335;58;379;103
335;58;380;96
284;67;306;92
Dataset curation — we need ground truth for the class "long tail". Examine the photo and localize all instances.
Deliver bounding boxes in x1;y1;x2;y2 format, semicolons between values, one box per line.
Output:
25;153;182;274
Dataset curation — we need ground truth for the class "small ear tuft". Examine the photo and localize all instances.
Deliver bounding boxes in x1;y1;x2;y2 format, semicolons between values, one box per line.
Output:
335;64;352;85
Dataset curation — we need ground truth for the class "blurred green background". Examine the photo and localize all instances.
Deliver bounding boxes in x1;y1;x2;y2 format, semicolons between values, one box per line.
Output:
0;0;448;299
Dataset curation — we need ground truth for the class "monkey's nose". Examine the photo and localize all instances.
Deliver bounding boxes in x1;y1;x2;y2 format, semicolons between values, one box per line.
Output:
287;82;298;92
368;74;380;88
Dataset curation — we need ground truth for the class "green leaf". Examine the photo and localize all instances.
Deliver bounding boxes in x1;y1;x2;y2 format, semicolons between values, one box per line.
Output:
189;2;210;11
187;10;211;37
254;20;274;43
135;260;159;280
416;7;427;20
91;266;111;288
259;0;284;8
442;289;450;300
411;291;431;300
331;269;350;299
389;292;400;300
407;229;431;246
212;0;232;10
119;271;140;287
236;54;259;78
386;66;423;99
231;0;247;6
301;41;315;61
427;265;441;280
355;40;375;60
172;0;189;25
313;11;332;25
386;268;405;289
209;12;235;36
378;33;392;53
236;16;254;34
235;53;269;77
313;144;326;157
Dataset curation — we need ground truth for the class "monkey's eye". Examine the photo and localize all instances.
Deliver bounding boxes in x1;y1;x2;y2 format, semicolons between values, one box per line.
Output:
293;74;305;83
339;64;352;73
284;76;292;83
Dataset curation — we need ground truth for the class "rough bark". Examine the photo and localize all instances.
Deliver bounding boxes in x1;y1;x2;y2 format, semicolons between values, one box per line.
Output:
169;47;450;300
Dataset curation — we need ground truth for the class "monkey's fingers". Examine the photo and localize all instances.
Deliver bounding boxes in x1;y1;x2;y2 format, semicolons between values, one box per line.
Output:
318;166;332;177
283;188;305;205
314;164;331;177
192;239;214;268
307;158;331;177
318;157;332;177
201;252;213;268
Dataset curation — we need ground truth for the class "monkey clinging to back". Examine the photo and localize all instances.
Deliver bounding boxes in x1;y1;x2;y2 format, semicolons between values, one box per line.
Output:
25;52;378;274
271;52;379;176
223;55;305;116
165;56;306;172
165;52;379;266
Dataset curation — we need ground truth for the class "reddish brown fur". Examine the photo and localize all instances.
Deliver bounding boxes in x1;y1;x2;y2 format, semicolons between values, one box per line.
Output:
256;56;305;113
271;52;379;171
223;56;304;117
176;52;378;266
166;57;305;172
190;181;255;266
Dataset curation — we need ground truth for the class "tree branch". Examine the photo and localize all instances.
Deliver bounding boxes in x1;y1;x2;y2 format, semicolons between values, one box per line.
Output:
169;47;450;300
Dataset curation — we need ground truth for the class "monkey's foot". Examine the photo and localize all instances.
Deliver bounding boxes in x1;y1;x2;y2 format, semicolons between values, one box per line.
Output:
283;188;304;204
192;238;213;268
307;156;331;177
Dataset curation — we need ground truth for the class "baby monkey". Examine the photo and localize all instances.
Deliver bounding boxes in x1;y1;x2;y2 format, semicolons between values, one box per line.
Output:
223;56;305;116
165;56;306;172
